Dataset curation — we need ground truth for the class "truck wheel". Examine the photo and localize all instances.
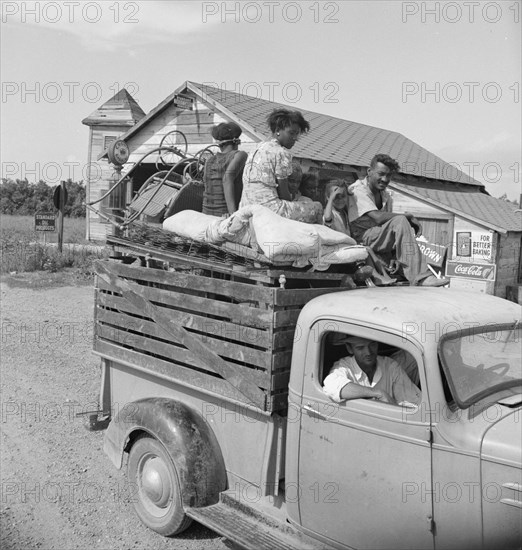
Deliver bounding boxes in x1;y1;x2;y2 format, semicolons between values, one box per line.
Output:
127;435;192;536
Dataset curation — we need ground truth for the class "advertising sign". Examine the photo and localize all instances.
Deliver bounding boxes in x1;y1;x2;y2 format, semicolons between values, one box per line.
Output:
35;213;56;232
416;239;446;267
454;231;493;262
446;261;496;281
173;94;194;110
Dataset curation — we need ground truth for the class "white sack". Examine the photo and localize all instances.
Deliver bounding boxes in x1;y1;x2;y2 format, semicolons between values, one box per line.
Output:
163;210;221;242
249;205;356;261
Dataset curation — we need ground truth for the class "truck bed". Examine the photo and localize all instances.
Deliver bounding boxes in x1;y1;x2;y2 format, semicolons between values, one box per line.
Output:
94;229;354;413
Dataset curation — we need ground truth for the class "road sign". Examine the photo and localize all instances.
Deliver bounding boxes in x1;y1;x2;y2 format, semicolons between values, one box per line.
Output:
35;212;56;232
53;185;68;209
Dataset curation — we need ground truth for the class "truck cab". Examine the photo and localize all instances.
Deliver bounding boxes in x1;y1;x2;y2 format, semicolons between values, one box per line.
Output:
287;288;521;549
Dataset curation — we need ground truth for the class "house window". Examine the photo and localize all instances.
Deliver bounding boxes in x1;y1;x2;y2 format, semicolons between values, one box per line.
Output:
104;136;117;151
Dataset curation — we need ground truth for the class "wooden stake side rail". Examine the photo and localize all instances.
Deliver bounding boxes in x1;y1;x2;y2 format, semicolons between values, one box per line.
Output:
94;252;350;413
106;234;351;286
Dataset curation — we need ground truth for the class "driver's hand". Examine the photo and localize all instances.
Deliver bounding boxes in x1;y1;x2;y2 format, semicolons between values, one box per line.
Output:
374;390;396;405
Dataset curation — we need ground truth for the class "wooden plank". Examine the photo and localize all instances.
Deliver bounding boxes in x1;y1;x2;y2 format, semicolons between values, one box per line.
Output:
95;324;271;389
265;269;347;281
94;340;256;406
96;307;273;372
97;292;272;348
96;262;267;409
95;260;275;303
105;239;276;284
96;281;274;329
273;309;301;328
273;287;346;307
273;329;296;350
272;350;293;371
271;370;291;391
268;392;288;412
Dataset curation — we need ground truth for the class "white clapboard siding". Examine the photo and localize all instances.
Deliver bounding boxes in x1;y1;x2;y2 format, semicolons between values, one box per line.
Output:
392;190;445;217
126;99;260;166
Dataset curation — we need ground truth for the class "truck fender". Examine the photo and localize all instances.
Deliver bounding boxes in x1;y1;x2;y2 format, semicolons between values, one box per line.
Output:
103;397;227;508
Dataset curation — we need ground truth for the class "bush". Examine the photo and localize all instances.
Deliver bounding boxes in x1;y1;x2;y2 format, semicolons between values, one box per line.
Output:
0;178;86;217
1;226;107;276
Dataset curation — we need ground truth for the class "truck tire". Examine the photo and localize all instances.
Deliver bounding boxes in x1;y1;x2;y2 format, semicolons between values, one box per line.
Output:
127;434;192;536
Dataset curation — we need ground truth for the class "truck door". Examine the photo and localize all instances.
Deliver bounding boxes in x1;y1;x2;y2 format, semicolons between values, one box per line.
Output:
295;322;434;550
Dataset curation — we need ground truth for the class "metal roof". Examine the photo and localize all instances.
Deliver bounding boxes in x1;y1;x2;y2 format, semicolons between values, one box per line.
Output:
116;81;483;187
192;82;483;187
393;184;522;233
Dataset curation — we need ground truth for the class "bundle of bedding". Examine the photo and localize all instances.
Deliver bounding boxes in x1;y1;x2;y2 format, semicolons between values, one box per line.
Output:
163;205;368;270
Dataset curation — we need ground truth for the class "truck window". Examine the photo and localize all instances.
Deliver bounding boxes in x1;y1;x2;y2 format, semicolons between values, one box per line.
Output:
321;332;422;407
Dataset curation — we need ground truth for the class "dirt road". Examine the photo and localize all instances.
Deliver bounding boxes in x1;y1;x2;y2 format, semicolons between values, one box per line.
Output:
0;272;229;550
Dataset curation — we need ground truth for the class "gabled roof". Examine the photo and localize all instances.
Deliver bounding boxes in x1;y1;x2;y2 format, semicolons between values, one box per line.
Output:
194;82;481;187
116;81;483;188
82;89;146;127
392;183;522;233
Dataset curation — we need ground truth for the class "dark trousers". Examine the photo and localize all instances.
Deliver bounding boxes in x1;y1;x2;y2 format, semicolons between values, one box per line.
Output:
361;216;429;284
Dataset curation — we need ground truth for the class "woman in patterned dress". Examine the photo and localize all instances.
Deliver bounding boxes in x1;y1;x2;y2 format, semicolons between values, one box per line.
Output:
239;109;312;220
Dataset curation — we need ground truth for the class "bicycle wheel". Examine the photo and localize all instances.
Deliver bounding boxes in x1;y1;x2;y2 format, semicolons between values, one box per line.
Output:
159;131;188;166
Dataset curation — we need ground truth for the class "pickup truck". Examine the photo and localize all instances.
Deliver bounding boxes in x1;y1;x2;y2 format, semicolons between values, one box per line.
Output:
93;236;521;550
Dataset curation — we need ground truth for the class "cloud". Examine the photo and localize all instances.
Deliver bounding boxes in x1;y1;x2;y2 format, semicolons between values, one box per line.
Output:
2;1;217;51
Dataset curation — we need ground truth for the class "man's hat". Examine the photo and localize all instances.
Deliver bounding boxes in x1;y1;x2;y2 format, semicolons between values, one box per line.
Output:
330;333;370;346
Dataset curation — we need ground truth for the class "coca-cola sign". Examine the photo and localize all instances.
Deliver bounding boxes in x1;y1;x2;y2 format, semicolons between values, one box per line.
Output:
446;261;496;280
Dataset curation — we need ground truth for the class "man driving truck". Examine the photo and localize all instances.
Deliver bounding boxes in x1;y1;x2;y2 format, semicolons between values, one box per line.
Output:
323;334;422;406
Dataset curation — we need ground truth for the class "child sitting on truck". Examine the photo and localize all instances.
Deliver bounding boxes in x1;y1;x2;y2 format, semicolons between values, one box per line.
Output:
322;180;394;285
286;162;323;224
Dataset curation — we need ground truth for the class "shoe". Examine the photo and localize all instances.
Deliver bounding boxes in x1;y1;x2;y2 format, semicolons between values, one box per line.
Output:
353;264;374;285
339;274;357;289
418;275;450;287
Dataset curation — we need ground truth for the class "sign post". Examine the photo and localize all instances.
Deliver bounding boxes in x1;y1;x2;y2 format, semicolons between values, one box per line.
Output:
53;183;68;253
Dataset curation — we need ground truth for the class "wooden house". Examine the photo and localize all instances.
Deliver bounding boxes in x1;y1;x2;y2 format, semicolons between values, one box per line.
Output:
82;88;146;241
83;81;522;298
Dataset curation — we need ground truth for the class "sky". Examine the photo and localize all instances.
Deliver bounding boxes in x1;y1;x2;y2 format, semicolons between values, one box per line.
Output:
1;0;521;201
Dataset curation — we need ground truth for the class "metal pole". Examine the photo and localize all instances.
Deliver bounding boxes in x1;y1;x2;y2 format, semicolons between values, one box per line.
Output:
58;181;65;253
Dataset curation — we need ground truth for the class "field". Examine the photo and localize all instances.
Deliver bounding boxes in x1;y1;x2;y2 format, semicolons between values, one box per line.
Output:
0;215;107;275
0;214;87;244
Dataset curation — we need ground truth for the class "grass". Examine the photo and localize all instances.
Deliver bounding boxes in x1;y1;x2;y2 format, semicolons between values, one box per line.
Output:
0;214;88;244
0;215;108;277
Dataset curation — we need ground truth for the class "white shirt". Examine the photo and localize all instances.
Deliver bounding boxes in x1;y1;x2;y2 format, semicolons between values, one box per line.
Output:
323;355;421;405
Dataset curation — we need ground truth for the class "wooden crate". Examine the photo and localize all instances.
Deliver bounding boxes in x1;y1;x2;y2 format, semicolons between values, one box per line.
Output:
94;254;350;413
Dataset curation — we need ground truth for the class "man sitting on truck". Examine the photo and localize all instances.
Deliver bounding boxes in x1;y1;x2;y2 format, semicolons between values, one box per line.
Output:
323;335;422;406
347;153;449;287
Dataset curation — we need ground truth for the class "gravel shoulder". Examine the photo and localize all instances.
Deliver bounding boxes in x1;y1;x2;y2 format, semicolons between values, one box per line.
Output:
0;271;229;550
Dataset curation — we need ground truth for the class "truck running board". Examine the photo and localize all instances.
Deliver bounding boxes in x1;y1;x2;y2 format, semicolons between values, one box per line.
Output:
186;493;327;550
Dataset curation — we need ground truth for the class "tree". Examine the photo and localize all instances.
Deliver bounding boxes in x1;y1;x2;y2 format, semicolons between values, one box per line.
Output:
0;179;85;216
63;179;86;218
498;193;519;207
